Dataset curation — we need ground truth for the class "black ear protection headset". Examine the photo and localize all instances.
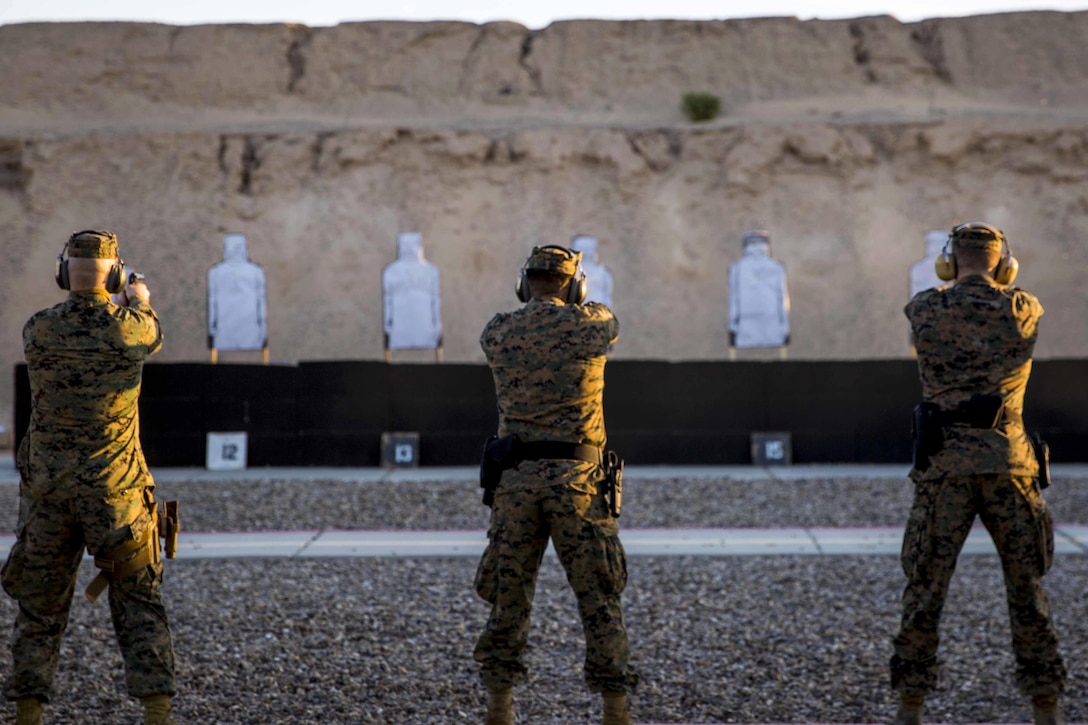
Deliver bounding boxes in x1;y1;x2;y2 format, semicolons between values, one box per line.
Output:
934;222;1019;285
515;245;588;305
55;230;127;294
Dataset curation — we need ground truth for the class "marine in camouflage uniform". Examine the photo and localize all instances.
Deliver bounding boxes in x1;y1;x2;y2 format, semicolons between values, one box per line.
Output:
891;223;1066;725
2;231;176;724
474;245;638;725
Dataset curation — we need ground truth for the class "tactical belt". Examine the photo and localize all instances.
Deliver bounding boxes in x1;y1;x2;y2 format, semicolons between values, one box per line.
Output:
517;441;604;467
85;523;159;603
939;407;1022;428
84;500;179;603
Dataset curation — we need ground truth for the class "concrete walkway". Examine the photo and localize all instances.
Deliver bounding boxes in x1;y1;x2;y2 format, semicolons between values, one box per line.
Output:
0;525;1085;561
0;460;973;484
2;461;1086;561
4;460;1088;484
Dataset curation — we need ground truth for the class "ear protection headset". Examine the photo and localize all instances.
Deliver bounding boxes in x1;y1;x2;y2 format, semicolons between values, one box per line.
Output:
934;222;1019;285
55;230;127;294
515;245;588;305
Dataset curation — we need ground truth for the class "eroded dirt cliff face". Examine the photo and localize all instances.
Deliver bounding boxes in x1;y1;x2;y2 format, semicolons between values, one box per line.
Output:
2;14;1087;427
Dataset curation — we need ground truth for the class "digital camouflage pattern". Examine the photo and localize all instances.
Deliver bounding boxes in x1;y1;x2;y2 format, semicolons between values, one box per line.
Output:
894;273;1064;698
950;224;1004;251
2;289;176;703
475;295;638;693
892;475;1065;697
905;274;1042;482
68;230;118;259
522;245;582;276
481;296;617;493
473;486;638;692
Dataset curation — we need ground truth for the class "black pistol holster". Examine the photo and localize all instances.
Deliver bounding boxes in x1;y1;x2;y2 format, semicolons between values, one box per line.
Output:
911;402;944;472
1031;432;1051;489
480;434;521;507
160;500;180;558
604;451;624;518
911;394;1007;472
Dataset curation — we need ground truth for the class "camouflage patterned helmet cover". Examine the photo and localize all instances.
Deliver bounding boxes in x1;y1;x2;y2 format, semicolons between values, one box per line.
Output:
523;245;581;276
950;222;1004;251
68;230;118;259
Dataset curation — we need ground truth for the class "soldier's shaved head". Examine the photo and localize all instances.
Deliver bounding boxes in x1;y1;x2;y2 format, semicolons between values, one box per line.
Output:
953;245;1002;275
65;257;115;291
525;269;571;298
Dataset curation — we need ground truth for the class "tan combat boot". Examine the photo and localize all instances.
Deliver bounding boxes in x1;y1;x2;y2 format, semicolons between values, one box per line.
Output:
1032;694;1066;725
142;694;175;725
15;697;42;725
602;691;633;725
485;686;513;725
892;693;923;725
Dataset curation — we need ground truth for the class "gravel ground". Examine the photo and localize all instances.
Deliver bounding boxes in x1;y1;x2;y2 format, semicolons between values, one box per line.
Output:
2;475;1084;533
0;556;1083;724
0;474;1084;724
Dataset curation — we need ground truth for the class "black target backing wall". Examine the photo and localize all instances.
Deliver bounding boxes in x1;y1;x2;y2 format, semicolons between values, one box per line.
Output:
602;361;923;465
13;363;299;468
295;361;498;466
12;359;1088;467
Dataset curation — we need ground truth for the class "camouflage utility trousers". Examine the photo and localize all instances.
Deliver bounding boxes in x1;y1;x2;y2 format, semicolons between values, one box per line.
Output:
473;483;639;693
891;474;1066;697
1;480;176;702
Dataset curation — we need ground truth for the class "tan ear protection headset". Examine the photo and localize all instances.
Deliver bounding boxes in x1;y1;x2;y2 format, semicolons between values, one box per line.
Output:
934;222;1019;285
55;230;127;294
515;245;588;305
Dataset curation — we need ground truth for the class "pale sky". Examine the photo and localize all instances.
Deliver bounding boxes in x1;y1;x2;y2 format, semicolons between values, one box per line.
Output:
0;0;1085;29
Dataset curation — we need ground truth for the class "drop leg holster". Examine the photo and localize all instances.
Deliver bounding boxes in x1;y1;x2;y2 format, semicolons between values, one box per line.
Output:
85;500;179;603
